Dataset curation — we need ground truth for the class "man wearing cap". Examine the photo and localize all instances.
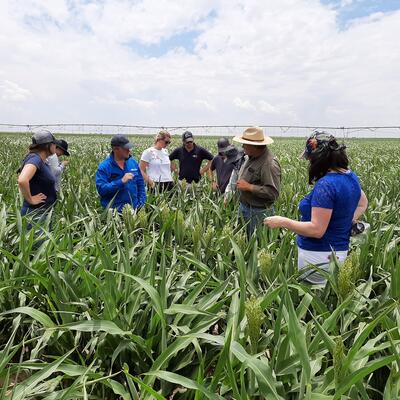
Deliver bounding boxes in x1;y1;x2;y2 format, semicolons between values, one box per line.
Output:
169;131;213;185
46;139;70;192
233;126;281;238
210;138;237;194
96;134;146;212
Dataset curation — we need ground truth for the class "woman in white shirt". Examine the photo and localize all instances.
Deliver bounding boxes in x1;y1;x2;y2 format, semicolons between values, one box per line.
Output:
140;130;174;192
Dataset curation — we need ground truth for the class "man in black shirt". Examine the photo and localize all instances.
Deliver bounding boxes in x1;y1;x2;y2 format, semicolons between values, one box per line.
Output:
169;131;213;184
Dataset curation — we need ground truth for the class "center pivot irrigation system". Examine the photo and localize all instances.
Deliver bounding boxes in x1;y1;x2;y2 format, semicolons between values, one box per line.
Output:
1;123;400;138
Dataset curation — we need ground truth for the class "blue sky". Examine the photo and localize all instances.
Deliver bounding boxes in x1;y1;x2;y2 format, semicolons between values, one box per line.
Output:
322;0;400;28
127;30;200;57
1;0;400;127
127;1;400;58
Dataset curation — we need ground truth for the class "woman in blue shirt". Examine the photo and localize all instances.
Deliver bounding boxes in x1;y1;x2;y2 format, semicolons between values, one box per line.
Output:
18;130;57;217
264;131;368;284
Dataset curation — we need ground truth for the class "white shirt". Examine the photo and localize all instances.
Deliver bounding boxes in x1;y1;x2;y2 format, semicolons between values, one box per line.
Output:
140;147;173;183
46;153;64;192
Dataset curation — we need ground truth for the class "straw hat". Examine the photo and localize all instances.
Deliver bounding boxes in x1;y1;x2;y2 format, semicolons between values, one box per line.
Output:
233;126;273;145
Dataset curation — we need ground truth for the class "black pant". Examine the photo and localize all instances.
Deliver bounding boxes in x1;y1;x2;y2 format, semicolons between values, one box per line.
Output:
153;181;174;193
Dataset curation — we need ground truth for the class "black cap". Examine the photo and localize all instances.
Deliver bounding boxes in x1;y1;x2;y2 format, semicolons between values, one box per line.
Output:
225;147;244;165
111;134;133;149
182;131;194;142
55;139;70;156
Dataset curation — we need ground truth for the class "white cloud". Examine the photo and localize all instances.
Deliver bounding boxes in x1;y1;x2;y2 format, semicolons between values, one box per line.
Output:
0;80;31;102
233;97;256;111
195;99;216;111
0;0;399;127
340;0;354;7
258;101;279;114
93;95;156;109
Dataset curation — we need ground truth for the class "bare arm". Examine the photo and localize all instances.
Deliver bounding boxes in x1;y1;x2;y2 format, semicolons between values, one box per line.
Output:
170;161;178;174
264;207;333;239
200;160;212;176
18;164;47;205
353;190;368;221
139;160;154;186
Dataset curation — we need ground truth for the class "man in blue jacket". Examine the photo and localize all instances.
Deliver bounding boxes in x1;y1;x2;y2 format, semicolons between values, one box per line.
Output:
96;134;146;212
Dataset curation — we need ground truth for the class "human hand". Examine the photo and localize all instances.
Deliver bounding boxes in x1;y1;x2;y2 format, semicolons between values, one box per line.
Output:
122;173;134;183
62;160;69;167
236;179;252;192
264;216;287;229
30;193;47;205
212;181;219;191
148;178;155;188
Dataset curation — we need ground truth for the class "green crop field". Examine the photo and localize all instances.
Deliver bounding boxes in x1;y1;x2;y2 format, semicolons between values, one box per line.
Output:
0;133;399;399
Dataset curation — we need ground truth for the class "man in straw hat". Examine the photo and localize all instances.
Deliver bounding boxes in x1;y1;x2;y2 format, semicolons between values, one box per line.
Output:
232;126;281;238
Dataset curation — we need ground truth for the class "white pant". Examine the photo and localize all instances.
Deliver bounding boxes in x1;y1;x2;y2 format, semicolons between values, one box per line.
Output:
298;247;348;285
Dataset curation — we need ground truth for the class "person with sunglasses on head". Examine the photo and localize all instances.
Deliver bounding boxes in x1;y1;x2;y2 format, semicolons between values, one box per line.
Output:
46;139;70;192
264;131;368;285
169;131;213;187
96;134;146;212
139;130;174;192
17;130;58;227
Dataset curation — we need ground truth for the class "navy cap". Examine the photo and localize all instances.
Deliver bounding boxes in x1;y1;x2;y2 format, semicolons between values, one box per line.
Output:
55;139;70;156
111;134;133;149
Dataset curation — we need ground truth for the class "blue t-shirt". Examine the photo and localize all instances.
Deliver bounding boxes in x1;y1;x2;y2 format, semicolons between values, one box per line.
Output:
21;153;57;209
297;171;361;252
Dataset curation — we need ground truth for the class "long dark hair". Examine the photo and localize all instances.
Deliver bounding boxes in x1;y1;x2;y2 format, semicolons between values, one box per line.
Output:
308;138;349;184
17;143;52;173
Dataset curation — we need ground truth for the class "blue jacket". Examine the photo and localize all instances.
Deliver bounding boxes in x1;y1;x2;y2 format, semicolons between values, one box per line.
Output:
96;154;146;211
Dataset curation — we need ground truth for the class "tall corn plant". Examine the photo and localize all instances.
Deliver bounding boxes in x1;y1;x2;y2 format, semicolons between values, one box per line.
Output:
0;134;399;399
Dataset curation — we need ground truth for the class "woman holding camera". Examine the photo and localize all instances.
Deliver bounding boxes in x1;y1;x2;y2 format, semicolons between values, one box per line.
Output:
264;131;368;284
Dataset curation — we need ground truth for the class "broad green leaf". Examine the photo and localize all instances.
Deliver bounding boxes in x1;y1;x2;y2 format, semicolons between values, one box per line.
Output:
1;306;56;328
145;370;223;400
50;320;130;335
231;341;284;400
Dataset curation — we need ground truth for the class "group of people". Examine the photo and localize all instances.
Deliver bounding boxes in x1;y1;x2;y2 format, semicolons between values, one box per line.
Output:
17;126;368;285
95;127;282;237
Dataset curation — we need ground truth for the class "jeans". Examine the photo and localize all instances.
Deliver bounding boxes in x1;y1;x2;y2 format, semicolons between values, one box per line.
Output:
21;205;52;243
239;203;275;239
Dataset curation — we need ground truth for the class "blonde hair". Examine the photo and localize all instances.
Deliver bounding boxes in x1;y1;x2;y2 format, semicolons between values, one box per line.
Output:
155;130;171;144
